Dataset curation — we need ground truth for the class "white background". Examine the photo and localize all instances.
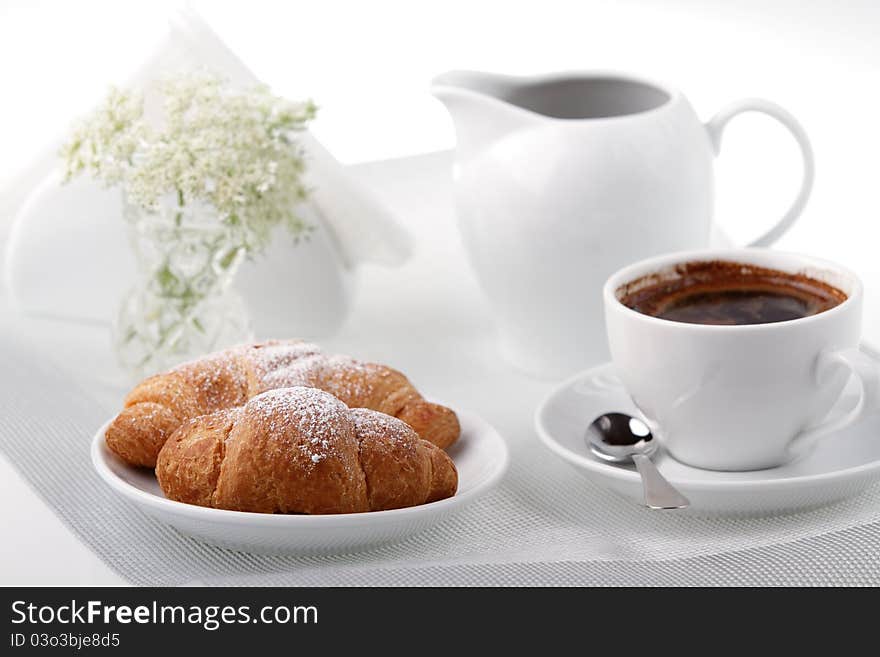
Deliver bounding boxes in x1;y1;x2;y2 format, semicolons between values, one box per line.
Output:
1;0;879;584
1;0;879;259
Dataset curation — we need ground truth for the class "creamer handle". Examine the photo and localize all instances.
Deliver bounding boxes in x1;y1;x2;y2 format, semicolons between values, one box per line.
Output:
705;98;814;247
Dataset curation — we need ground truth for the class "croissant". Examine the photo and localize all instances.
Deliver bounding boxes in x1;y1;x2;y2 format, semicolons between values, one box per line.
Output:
156;387;458;513
106;340;460;467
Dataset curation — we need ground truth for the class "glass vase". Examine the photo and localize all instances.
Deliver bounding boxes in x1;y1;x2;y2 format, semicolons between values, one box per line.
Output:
113;194;253;379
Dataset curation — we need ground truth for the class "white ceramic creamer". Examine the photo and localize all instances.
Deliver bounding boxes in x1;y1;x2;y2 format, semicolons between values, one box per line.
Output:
432;70;814;378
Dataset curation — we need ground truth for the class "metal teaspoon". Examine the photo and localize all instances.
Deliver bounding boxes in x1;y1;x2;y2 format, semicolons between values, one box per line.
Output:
586;412;690;510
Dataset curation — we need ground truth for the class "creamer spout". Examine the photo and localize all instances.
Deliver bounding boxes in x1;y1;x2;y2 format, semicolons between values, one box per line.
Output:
431;70;532;157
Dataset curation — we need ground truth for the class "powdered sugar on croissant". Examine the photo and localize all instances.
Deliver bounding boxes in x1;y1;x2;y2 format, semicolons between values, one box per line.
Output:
156;387;458;514
105;340;460;467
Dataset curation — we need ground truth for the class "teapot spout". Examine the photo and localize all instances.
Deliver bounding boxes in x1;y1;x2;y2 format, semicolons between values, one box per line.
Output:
431;70;533;158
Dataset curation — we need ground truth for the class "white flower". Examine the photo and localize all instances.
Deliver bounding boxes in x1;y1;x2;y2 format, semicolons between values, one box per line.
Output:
61;72;317;252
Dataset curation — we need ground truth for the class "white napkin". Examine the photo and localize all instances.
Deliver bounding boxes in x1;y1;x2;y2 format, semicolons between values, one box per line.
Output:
150;7;412;268
1;6;411;330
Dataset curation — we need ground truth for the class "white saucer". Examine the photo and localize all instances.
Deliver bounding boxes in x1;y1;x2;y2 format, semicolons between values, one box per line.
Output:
535;354;880;515
93;409;508;555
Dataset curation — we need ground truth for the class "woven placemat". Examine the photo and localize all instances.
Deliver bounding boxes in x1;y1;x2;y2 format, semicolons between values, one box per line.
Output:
2;327;879;586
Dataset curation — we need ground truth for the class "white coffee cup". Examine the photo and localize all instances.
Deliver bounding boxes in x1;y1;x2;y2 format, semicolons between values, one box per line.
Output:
604;249;879;471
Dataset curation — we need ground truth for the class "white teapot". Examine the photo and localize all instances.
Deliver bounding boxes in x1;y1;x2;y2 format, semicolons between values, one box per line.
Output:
433;70;813;378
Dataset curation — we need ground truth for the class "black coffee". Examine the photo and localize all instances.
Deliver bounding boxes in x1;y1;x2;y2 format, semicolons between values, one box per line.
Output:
618;261;847;326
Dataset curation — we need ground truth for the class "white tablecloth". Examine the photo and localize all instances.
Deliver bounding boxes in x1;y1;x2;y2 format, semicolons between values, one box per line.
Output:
3;151;880;586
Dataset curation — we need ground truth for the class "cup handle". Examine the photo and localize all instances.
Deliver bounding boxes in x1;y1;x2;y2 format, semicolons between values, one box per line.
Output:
787;346;880;458
705;98;814;247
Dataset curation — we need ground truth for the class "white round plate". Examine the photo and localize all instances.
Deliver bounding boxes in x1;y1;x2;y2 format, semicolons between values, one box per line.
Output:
535;361;880;516
93;409;508;554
